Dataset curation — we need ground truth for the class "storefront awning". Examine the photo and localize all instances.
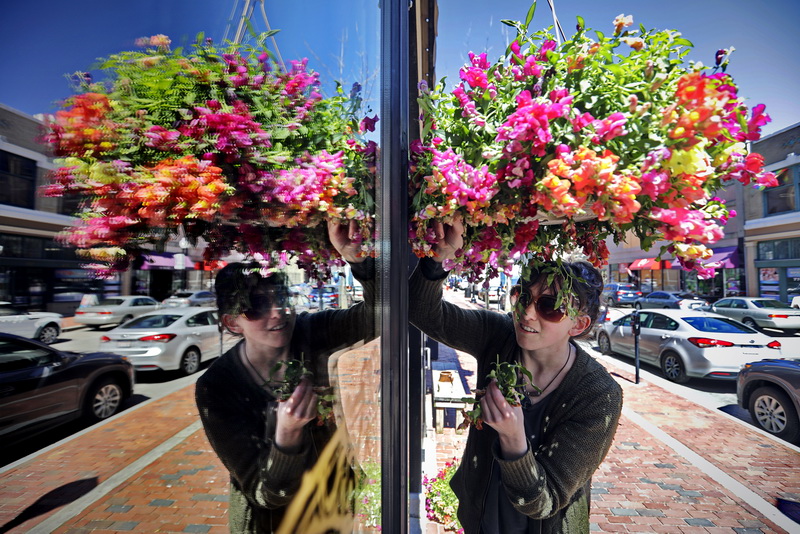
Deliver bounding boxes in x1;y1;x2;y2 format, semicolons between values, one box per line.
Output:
629;258;672;270
702;246;740;269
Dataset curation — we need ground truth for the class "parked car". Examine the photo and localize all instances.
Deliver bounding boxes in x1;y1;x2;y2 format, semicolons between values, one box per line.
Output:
596;309;782;383
707;297;800;333
601;283;642;307
634;291;708;310
73;296;160;328
737;357;800;444
100;307;220;375
0;332;134;445
162;290;217;308
0;302;62;344
309;285;341;309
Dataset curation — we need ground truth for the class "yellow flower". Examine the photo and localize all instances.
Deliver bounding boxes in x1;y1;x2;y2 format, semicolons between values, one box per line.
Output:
666;142;710;176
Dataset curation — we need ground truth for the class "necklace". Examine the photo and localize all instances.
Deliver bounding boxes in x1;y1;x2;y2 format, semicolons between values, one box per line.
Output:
241;344;270;389
526;344;572;398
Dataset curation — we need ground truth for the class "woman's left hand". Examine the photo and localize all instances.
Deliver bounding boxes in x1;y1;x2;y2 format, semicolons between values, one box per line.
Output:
480;380;528;460
274;378;319;454
328;219;365;264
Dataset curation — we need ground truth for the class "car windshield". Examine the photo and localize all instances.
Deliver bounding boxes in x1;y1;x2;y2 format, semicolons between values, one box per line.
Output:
170;292;194;298
122;315;182;328
98;298;125;306
682;316;754;333
752;299;790;309
675;293;699;299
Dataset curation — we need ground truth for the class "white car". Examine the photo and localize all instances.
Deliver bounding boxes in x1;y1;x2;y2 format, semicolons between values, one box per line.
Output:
597;308;782;383
73;296;160;328
0;302;62;344
100;307;221;374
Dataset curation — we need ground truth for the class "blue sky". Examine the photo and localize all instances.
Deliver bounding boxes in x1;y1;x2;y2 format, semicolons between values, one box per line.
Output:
1;0;797;136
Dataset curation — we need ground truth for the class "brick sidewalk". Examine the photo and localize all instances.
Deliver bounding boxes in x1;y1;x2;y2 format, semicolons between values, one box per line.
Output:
1;337;799;533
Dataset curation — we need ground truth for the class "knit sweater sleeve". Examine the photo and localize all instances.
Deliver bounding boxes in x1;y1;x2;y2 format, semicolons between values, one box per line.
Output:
494;352;623;519
296;257;378;355
195;351;311;510
409;258;508;357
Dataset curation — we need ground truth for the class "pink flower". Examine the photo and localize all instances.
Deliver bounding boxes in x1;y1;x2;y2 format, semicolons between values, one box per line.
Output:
592;112;628;143
459;66;489;90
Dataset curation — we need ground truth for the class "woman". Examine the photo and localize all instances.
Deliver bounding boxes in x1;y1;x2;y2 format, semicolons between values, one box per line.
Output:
410;219;623;534
196;221;375;533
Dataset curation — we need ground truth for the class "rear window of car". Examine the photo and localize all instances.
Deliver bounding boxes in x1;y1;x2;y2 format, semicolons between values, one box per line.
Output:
618;284;636;290
122;315;182;328
99;298;125;306
682;316;753;333
675;293;699;299
171;292;194;298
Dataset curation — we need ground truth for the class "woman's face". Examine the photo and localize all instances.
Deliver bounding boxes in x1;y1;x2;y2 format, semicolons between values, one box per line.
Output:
511;282;590;353
226;286;297;349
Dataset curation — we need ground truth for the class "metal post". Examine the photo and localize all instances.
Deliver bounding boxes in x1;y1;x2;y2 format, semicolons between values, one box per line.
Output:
379;0;409;530
632;309;641;384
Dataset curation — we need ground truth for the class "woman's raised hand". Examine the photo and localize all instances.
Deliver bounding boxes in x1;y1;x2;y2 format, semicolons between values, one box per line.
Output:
430;216;464;264
274;377;319;453
327;219;365;264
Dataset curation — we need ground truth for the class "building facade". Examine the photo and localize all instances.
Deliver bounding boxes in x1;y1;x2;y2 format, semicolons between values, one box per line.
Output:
745;122;800;302
603;122;800;302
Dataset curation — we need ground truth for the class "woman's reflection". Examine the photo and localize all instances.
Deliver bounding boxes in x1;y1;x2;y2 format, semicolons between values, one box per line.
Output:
195;219;375;533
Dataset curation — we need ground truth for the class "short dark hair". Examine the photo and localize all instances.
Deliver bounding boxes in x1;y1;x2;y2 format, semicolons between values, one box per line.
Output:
215;262;289;317
520;260;604;337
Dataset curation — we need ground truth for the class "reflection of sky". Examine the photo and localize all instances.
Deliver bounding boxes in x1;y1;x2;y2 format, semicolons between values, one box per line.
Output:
0;0;380;118
436;0;800;136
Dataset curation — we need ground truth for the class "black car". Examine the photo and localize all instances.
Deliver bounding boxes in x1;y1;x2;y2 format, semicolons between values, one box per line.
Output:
0;333;135;446
737;358;800;444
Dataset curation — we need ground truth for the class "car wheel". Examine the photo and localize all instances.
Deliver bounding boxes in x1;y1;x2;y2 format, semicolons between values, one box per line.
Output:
37;323;60;344
606;297;615;307
661;352;688;383
181;347;201;375
84;378;124;422
121;315;134;324
634;302;642;310
597;332;613;355
742;318;759;330
749;386;800;443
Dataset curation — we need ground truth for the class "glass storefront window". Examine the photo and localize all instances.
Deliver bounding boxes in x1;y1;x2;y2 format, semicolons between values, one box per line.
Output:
764;168;796;215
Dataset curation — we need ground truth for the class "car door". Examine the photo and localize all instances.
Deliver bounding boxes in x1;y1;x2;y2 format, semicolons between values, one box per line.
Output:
610;315;635;356
0;306;39;339
727;299;749;322
184;311;220;360
637;312;678;364
135;297;159;314
0;338;79;438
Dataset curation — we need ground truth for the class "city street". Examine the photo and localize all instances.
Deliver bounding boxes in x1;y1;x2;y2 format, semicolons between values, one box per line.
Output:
0;324;238;468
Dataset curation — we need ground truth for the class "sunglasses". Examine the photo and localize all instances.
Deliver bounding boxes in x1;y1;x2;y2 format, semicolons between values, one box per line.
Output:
242;290;293;321
509;285;567;323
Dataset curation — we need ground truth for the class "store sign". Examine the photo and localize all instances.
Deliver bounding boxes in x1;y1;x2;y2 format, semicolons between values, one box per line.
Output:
277;426;357;534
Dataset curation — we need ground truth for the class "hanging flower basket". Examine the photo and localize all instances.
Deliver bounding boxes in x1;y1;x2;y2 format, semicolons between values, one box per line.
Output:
409;5;777;282
42;33;376;282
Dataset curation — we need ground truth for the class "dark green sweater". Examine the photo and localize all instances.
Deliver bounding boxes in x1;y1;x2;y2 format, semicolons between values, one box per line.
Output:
196;260;376;533
410;260;623;533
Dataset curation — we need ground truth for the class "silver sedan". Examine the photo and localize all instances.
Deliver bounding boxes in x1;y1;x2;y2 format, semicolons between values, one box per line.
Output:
73;296;160;327
597;309;782;383
706;297;800;333
100;307;221;375
0;302;62;344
